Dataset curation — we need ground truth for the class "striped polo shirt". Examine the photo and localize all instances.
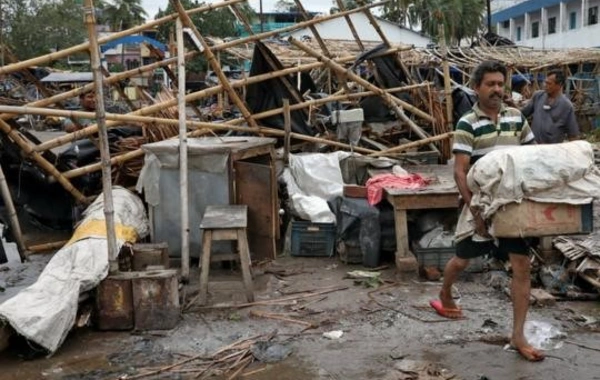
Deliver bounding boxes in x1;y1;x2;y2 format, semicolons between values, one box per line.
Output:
453;102;535;163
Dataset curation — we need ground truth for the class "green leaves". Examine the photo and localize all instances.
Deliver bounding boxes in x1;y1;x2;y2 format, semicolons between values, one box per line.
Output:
379;0;486;45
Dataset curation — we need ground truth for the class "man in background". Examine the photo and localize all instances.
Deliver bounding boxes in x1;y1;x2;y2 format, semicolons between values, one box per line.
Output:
63;92;96;133
521;69;579;143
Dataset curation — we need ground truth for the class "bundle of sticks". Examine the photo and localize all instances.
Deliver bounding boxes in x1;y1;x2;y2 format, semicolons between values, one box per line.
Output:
123;331;277;380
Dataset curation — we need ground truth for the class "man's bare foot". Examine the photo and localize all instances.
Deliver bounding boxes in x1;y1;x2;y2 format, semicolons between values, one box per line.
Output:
429;289;463;319
511;340;545;362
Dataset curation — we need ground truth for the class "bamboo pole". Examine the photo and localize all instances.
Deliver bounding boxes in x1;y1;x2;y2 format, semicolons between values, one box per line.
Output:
27;240;68;254
288;37;437;154
84;0;118;274
0;106;378;176
440;27;453;162
171;0;259;129
336;0;365;51
292;0;353;96
0;119;86;202
283;99;291;165
288;38;433;123
211;1;390;53
101;66;137;111
229;4;307;114
4;47;55;100
32;46;405;154
0;0;246;75
0;51;198;122
229;82;433;125
0;165;27;261
146;44;203;120
368;132;454;157
355;0;412;84
176;17;190;282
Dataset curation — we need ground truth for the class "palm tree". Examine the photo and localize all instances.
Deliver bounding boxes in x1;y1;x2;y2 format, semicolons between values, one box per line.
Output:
381;0;485;45
102;0;147;31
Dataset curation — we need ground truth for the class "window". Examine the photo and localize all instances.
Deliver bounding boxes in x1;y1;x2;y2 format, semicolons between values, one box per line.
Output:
570;11;577;29
589;7;598;25
517;26;522;41
502;20;510;28
532;21;539;38
548;17;557;34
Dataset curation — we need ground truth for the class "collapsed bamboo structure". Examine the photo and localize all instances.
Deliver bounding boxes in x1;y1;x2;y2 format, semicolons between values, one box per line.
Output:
1;0;600;255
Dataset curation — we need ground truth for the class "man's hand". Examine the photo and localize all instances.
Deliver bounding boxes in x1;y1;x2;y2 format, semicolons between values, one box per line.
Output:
471;207;491;238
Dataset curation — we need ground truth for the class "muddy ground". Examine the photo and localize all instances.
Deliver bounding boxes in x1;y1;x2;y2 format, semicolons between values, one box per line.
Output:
1;253;599;380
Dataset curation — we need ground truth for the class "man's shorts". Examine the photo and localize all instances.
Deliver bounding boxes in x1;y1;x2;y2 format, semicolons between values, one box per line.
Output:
456;237;530;261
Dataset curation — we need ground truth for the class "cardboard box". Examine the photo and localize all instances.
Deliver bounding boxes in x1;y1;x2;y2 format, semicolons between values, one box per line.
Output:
491;200;593;238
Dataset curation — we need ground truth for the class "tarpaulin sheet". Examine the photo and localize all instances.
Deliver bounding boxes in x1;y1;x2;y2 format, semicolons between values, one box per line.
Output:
0;188;149;354
245;42;315;135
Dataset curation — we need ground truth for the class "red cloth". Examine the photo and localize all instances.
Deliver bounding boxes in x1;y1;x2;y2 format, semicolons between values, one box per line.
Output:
365;173;431;205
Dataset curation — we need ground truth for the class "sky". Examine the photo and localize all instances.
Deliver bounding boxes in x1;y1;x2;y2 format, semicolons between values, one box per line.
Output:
141;0;333;21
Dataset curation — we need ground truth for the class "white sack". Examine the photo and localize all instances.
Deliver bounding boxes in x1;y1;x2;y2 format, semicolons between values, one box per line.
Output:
0;187;149;354
469;140;600;218
456;141;600;241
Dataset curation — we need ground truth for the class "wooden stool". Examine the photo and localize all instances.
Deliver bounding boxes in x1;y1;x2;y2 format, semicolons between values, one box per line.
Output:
198;205;254;305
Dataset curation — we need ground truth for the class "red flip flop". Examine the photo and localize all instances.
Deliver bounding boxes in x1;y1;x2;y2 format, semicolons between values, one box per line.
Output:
429;299;464;319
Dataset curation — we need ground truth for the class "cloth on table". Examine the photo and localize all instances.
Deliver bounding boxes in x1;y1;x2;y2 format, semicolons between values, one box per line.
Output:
366;173;431;206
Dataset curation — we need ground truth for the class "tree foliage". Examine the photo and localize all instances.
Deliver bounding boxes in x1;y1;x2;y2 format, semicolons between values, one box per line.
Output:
2;0;89;60
330;0;373;13
273;0;296;13
379;0;486;45
101;0;147;31
153;0;255;73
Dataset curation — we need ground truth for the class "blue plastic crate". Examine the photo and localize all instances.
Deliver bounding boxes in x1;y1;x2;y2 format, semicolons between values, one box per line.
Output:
291;221;336;257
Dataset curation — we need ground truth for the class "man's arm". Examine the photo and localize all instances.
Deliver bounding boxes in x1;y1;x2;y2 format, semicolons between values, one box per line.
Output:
565;103;580;141
453;153;473;207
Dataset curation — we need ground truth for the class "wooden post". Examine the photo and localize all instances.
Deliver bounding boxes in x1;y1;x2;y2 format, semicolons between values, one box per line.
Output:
0;165;27;261
283;99;291;165
170;0;259;129
84;0;119;274
176;17;190;282
440;27;454;162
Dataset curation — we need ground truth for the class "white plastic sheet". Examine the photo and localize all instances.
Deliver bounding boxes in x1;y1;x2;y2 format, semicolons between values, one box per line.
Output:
284;152;351;223
0;187;149;354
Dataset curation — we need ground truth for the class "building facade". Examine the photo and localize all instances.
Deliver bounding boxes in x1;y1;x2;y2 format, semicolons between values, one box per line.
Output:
492;0;600;48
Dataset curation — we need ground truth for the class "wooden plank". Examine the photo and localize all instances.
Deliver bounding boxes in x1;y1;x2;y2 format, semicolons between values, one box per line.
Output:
200;205;248;229
234;160;278;261
237;229;255;303
386;193;459;210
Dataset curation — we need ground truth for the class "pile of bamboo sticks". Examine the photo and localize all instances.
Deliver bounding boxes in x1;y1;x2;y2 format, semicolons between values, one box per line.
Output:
122;332;278;380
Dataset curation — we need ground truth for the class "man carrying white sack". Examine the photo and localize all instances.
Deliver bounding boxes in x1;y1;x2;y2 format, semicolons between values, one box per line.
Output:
428;61;544;362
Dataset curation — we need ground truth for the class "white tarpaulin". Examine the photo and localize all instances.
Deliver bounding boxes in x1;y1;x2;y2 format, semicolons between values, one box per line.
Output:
284;152;351;223
456;141;600;241
0;187;149;354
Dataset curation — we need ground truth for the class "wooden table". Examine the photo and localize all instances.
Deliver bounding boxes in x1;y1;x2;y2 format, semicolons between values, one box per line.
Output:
384;165;459;272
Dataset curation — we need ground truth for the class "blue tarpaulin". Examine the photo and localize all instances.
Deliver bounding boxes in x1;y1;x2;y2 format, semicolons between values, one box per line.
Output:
100;35;166;53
